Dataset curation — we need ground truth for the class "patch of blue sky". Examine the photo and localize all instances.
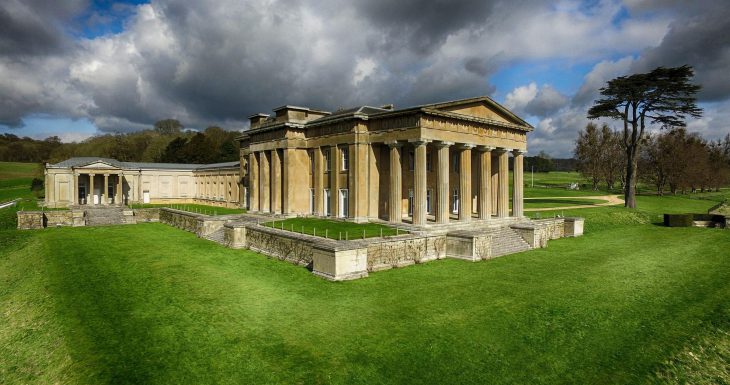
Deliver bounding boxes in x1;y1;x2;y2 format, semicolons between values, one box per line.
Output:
490;60;595;102
0;116;98;142
73;0;148;39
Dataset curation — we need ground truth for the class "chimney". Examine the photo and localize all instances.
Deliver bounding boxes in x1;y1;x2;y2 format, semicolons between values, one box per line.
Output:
248;113;270;128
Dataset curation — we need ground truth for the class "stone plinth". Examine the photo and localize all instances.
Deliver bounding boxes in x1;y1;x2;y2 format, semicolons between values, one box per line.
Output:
312;243;369;281
563;217;584;237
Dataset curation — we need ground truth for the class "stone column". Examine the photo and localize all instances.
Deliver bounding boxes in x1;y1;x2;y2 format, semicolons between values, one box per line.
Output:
387;141;402;223
118;173;124;205
313;147;324;216
478;146;494;220
458;144;474;222
103;174;109;205
89;173;95;205
249;152;259;212
329;145;339;217
496;148;510;218
435;142;452;224
259;151;270;213
270;149;281;214
512;149;525;217
410;139;429;225
73;173;79;205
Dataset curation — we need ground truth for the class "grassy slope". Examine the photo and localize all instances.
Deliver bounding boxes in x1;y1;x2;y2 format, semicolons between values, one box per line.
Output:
129;203;245;215
1;192;729;384
263;217;401;239
0;162;39;204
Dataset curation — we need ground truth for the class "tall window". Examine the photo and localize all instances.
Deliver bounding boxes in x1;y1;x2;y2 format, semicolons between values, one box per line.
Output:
408;189;414;216
324;189;331;216
341;147;349;171
309;150;314;174
324;148;330;171
452;153;460;173
452;188;459;213
339;189;348;218
426;189;432;213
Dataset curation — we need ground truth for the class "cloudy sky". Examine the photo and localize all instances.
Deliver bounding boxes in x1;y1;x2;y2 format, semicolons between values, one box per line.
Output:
1;0;729;156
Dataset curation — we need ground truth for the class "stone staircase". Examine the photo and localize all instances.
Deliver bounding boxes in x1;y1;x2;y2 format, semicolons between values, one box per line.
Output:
204;228;226;245
83;207;127;226
485;226;531;258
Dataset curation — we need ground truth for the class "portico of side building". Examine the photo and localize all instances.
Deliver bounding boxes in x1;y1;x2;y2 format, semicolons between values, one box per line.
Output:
238;96;531;226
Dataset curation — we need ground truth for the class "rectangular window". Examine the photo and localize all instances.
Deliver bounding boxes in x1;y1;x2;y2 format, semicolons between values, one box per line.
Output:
452;188;459;213
324;148;331;171
341;147;349;171
452;153;460;173
339;189;348;218
324;189;331;216
408;189;414;216
426;189;432;214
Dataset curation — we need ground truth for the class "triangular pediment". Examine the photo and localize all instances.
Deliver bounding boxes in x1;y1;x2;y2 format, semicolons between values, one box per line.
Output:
75;160;122;170
428;97;531;128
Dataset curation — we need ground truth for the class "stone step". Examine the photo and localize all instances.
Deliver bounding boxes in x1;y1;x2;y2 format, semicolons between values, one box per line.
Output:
487;227;531;257
204;228;226;245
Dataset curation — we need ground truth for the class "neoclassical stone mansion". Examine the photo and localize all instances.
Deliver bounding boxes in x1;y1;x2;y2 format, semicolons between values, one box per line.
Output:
239;96;530;226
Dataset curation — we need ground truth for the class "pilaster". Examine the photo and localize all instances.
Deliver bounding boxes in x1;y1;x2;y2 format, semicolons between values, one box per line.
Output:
249;152;259;212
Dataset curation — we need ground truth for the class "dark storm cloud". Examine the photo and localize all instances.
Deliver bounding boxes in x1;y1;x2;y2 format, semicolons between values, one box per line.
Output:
354;0;497;56
632;8;730;101
0;0;85;57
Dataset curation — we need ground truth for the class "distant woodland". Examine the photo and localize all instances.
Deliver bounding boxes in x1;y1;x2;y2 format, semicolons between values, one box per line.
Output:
0;119;240;165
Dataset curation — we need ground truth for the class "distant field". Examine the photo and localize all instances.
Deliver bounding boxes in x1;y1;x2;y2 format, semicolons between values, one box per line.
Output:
524;197;607;209
0;162;40;211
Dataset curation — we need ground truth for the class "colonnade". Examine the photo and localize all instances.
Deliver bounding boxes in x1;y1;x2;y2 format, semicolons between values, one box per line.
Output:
246;141;525;225
386;140;524;225
71;172;124;206
196;173;240;202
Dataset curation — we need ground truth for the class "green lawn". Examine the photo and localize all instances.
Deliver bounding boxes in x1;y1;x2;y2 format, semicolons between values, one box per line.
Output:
128;203;245;216
0;162;42;213
1;165;730;384
263;217;402;239
524;197;607;209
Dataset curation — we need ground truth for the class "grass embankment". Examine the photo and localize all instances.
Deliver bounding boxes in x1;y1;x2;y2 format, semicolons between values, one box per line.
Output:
128;203;245;216
1;191;729;384
263;217;402;239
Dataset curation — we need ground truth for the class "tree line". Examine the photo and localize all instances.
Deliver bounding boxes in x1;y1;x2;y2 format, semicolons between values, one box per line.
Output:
0;119;241;165
575;123;730;194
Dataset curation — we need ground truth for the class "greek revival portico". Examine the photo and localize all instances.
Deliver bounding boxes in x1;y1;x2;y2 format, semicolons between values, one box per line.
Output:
239;96;532;226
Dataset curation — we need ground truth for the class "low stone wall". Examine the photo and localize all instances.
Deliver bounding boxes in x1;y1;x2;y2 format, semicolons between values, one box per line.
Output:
44;211;74;227
17;211;43;229
563;217;585;237
17;210;78;229
366;235;446;271
244;225;314;266
158;208;227;237
133;208;160;222
445;232;492;261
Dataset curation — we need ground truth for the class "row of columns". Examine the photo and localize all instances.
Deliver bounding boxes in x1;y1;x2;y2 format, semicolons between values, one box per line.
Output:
72;172;124;206
245;141;525;225
197;174;239;202
387;140;525;225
